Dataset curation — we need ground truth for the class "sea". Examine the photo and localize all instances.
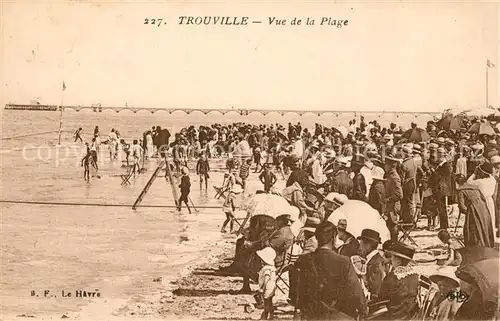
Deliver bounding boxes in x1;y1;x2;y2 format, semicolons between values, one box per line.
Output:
0;109;435;319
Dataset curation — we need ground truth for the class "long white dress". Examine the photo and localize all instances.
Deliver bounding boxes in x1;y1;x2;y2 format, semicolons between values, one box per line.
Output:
146;133;154;158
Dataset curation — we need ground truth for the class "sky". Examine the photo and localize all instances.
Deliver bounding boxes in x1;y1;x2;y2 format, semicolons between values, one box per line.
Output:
1;1;499;112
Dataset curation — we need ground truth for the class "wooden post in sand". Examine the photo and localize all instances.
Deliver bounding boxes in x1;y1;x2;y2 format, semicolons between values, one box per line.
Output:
164;157;179;207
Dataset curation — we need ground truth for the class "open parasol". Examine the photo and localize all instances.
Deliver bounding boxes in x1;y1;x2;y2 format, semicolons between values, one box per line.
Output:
240;193;297;219
437;115;462;131
463;107;500;118
468;121;495;136
327;200;390;243
336;126;348;138
401;127;431;143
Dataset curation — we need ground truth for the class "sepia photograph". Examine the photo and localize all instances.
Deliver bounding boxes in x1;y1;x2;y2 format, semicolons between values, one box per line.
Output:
0;1;499;320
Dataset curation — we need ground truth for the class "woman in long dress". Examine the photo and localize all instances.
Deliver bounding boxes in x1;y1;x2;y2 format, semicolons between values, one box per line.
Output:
457;167;495;248
467;162;496;230
146;131;154;158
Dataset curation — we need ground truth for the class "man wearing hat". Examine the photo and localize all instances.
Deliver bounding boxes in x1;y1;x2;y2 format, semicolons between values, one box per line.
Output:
429;149;453;230
268;214;295;269
286;154;309;187
400;145;418;225
357;229;385;301
368;166;387;218
330;156;354;198
384;154;403;241
336;219;360;258
351;155;369;202
376;241;419;320
321;193;348;221
287;217;320;306
296;222;367;320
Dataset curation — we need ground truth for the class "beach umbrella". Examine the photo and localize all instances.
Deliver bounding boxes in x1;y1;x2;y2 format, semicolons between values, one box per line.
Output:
327;200;390;243
401;127;431;142
468;122;495;136
455;258;499;307
463;107;499;118
437;115;462;131
240;193;296;219
336;126;348;138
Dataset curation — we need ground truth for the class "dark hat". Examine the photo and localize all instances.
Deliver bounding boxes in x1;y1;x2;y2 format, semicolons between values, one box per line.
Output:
385;241;415;261
479;162;494;175
357;229;381;244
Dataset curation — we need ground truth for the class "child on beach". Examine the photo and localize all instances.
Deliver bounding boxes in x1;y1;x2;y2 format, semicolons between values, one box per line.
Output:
259;164;277;193
74;127;83;142
196;153;210;191
177;167;192;214
81;144;92;182
256;247;277;320
437;229;463;267
239;159;251;190
221;184;243;233
131;139;144;175
253;147;262;173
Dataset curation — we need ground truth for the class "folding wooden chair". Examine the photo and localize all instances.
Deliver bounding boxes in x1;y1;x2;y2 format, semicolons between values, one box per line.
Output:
120;168;133;185
397;191;425;247
276;240;303;295
415;275;439;320
213;173;230;199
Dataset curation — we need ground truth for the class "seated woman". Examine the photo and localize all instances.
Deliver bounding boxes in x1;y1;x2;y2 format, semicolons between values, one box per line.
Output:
376;241;419;320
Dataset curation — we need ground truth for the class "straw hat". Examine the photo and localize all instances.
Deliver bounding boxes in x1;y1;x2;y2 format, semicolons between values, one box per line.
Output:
371;166;385;181
491;155;500;165
429;266;460;289
301;217;321;233
256;247;276;266
325;149;336;159
181;166;189;175
385;241;415;261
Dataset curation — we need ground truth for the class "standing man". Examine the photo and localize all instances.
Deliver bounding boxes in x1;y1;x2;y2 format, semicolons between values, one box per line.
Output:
400;145;417;224
429;148;453;230
384;155;403;241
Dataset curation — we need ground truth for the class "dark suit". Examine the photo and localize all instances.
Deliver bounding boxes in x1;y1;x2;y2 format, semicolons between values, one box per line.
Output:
369;180;387;216
385;168;403;240
363;252;386;300
331;170;354;198
296;247;367;320
352;173;368;202
429;161;453;229
400;157;417;223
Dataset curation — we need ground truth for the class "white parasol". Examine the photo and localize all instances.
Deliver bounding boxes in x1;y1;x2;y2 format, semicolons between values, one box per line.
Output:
240;193;296;219
327;200;390;243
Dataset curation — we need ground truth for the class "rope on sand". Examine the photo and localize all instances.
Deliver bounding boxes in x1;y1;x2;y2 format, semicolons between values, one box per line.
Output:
0;130;63;140
0;199;222;209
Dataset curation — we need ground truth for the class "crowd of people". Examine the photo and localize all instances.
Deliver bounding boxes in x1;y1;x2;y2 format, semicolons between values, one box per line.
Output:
73;111;499;320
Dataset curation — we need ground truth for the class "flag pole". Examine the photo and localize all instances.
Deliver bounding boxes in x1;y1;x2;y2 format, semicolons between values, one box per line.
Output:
58;83;65;145
486;61;489;108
